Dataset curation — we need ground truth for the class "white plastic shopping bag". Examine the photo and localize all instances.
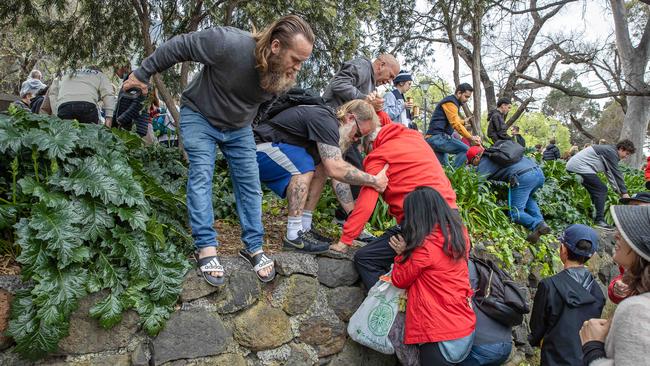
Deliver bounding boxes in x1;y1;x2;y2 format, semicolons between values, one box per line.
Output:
347;273;404;354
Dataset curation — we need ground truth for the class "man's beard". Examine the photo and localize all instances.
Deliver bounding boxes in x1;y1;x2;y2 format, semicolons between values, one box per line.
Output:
338;124;354;153
260;53;296;95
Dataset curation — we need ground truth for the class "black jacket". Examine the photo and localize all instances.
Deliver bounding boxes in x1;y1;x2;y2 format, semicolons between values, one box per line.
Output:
487;109;510;143
513;134;526;148
543;144;561;161
528;267;605;366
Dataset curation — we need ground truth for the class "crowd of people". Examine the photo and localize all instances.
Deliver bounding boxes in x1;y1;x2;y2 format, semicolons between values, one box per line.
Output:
11;14;650;366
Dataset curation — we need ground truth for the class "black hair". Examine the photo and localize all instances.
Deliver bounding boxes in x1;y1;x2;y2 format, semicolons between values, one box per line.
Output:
616;139;636;154
511;125;520;132
497;97;511;107
549;138;556;144
400;186;467;263
565;239;593;264
455;83;474;94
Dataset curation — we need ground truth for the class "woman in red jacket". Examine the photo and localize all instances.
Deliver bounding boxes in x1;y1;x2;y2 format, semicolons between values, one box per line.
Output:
391;187;476;365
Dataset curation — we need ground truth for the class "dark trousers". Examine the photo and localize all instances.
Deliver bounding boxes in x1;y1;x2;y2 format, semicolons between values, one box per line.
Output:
57;101;99;124
353;226;401;289
580;173;608;222
335;144;363;221
420;343;458;366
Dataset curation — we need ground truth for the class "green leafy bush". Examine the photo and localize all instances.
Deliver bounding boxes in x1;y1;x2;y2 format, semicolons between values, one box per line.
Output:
0;109;191;360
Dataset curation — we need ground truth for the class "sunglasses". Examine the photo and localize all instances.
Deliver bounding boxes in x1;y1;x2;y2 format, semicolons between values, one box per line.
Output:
352;115;363;139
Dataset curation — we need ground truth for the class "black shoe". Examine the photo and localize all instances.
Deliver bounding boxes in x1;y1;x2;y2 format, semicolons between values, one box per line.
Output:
526;230;541;244
537;222;551;235
595;221;615;230
527;222;551;243
304;229;334;243
283;231;330;254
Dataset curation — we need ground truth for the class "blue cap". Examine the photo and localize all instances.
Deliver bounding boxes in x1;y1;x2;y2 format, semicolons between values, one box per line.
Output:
559;224;599;257
393;70;412;84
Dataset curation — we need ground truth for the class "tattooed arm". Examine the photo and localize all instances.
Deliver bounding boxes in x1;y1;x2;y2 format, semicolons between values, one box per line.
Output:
317;142;388;192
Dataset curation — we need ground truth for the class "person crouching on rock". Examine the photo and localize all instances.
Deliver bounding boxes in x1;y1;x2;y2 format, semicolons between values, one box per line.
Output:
391;187;476;366
466;146;551;243
254;100;388;254
329;121;457;291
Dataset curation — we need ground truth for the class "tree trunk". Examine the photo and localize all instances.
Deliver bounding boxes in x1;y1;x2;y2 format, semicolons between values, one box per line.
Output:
610;0;650;167
620;96;650;167
133;0;185;158
470;2;483;136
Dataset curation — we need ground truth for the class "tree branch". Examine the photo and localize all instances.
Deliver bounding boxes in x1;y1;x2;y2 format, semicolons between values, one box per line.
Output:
516;73;650;98
495;0;577;15
569;114;597;141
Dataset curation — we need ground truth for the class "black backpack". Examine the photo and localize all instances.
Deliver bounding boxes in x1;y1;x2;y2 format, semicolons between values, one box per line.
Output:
254;87;329;125
484;139;524;166
470;256;530;327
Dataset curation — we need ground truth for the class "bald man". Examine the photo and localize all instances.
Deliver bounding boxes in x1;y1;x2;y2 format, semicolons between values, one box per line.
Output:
322;54;400;240
323;54;400;110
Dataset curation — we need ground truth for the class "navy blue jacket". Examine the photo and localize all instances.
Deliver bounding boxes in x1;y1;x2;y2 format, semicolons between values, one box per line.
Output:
528;268;605;366
426;95;460;136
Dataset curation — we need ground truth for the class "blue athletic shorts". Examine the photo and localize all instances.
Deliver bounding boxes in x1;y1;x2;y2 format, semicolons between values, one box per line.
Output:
256;142;316;198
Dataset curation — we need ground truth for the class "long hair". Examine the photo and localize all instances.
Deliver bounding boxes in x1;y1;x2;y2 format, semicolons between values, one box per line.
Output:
623;255;650;296
336;100;378;127
400;186;467;262
253;15;314;75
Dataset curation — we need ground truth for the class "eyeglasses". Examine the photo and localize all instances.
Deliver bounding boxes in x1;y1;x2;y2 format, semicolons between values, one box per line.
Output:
352;115;363;139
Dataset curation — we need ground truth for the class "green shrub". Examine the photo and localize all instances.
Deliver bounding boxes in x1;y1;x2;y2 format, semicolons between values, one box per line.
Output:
0;108;191;360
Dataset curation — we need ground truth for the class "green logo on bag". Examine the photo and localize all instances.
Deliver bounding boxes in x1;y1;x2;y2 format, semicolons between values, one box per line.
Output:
367;294;394;336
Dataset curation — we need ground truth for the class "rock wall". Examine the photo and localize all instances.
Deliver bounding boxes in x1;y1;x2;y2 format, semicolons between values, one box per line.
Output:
0;229;619;366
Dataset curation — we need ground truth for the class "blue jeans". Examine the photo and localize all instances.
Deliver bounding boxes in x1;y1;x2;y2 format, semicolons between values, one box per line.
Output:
509;167;545;231
426;133;469;168
180;106;263;253
460;342;512;366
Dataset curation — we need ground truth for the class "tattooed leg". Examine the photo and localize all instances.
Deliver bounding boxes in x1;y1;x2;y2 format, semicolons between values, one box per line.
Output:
286;172;313;217
305;164;327;211
332;178;355;214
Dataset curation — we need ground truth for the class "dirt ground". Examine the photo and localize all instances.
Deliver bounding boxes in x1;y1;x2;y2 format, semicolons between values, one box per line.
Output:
0;202;341;275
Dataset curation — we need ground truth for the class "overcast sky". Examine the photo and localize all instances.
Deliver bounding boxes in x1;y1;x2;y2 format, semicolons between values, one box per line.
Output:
402;1;616;104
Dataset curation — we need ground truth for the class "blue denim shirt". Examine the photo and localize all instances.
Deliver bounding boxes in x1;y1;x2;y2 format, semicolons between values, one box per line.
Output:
476;156;538;182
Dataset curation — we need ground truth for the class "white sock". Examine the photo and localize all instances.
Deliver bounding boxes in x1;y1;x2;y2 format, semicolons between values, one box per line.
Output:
287;216;303;240
302;210;313;232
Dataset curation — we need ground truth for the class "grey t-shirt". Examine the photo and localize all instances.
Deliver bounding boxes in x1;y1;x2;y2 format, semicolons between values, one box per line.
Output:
133;27;274;130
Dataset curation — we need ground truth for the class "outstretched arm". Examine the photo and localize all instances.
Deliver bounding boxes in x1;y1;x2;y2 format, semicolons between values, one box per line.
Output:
318;143;387;191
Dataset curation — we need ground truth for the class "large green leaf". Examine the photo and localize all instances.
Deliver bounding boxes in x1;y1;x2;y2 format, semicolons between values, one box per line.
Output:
0;204;17;229
109;206;148;231
32;266;87;316
14;219;51;278
6;290;67;360
113;226;150;277
0;116;25;153
89;292;124;329
93;252;127;290
28;202;83;268
26;119;80;160
75;198;114;241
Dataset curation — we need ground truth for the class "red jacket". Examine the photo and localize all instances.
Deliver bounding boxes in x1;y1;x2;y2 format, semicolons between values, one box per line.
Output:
645;156;650;182
340;123;457;244
377;110;392;126
608;266;626;304
392;227;475;344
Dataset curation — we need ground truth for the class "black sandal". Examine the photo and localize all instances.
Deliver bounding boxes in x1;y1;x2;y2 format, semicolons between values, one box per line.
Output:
239;249;276;283
194;252;226;287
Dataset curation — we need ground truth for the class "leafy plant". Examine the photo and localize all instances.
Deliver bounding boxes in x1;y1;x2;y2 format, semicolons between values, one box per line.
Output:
0;108;191;360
